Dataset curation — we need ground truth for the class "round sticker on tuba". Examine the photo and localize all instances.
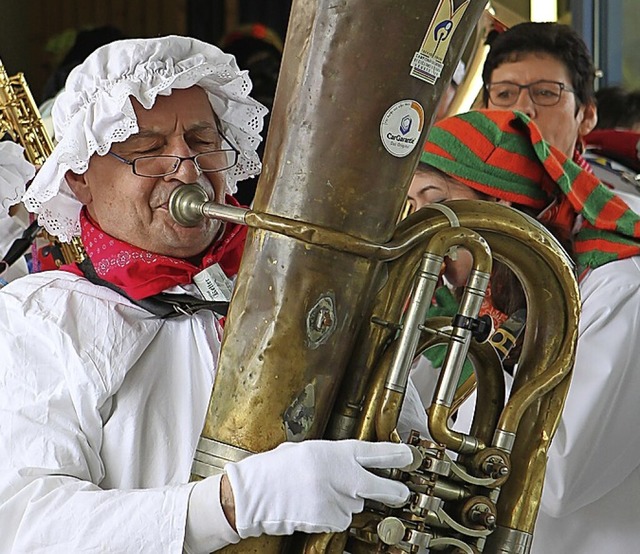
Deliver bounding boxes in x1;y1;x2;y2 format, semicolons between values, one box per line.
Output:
379;100;425;157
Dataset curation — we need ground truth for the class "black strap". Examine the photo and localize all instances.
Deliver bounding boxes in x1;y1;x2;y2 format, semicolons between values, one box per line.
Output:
0;220;41;275
78;257;229;319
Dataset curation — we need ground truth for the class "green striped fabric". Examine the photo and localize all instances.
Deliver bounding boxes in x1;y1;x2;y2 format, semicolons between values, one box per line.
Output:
421;109;640;270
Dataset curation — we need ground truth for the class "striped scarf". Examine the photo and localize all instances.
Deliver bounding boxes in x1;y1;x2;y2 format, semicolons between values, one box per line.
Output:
421;109;640;270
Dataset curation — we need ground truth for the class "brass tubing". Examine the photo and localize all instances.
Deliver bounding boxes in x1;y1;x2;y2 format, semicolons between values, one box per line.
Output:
385;227;491;395
465;343;506;449
429;202;578;537
0;64;54;163
416;317;506;447
496;358;573;438
340;200;579;546
169;183;498;264
354;227;491;444
431;267;491;408
429;402;483;454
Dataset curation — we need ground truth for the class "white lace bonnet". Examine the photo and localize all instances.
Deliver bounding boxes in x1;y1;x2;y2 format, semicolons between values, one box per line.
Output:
0;141;35;219
23;35;268;242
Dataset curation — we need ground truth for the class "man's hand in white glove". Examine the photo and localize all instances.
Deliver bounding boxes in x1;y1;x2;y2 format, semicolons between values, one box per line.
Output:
223;439;412;539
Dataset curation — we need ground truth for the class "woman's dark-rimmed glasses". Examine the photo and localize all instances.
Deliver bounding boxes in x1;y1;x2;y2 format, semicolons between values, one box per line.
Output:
485;80;577;107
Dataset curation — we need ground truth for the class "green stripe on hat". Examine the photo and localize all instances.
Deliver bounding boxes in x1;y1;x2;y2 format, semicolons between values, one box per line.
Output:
423;109;640;270
423;122;548;206
561;157;640;237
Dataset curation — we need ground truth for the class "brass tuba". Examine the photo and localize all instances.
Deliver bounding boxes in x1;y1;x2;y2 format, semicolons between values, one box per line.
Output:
173;0;580;552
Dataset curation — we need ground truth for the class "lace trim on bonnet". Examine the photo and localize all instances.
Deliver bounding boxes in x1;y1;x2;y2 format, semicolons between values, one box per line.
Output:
22;35;268;242
0;142;36;220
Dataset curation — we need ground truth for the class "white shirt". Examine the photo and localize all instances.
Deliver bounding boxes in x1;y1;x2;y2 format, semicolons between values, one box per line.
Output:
0;271;224;553
0;270;428;553
413;256;640;553
533;256;640;553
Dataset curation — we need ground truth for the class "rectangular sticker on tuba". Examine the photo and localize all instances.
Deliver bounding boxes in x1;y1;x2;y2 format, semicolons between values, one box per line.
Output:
410;0;470;84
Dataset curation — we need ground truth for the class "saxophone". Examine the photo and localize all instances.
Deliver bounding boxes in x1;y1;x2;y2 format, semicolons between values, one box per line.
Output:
169;1;580;552
0;59;85;268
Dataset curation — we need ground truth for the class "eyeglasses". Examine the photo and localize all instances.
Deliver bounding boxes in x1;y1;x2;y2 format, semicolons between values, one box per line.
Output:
485;80;577;107
108;148;238;177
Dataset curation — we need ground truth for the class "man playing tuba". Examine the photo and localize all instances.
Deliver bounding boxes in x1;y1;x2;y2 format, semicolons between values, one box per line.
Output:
0;35;429;553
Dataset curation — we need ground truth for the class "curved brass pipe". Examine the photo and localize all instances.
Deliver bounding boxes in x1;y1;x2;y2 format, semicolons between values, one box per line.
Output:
170;184;496;264
419;320;506;452
339;200;579;546
356;314;505;450
331;199;577;432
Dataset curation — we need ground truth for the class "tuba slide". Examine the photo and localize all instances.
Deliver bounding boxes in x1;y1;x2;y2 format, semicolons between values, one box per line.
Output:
171;1;580;552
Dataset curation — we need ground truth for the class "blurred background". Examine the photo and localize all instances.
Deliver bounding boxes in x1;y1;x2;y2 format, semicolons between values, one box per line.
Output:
1;0;291;102
1;0;638;103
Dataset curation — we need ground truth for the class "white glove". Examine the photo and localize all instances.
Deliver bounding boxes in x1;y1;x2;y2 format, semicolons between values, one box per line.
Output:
225;439;412;539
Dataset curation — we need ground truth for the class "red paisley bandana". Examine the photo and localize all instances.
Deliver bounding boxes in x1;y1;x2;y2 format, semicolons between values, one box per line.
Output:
62;196;247;300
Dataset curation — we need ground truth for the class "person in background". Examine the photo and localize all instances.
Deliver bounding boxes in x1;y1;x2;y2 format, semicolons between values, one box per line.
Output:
583;85;640;210
0;140;36;284
476;21;640;233
410;108;640;554
481;22;597;163
593;85;640;131
219;23;283;113
0;35;426;553
39;25;127;138
40;25;127;105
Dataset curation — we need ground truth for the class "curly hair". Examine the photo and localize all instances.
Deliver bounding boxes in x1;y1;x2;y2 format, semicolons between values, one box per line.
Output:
482;22;596;108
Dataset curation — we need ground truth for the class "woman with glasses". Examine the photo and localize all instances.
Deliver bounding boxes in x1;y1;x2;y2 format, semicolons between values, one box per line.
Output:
481;22;598;162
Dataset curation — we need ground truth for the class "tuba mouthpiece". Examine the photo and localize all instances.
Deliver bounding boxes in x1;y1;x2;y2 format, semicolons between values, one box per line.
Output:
169;183;250;227
168;184;209;227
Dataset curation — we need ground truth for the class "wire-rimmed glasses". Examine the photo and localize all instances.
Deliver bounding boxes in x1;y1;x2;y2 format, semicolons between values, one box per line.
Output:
108;147;238;178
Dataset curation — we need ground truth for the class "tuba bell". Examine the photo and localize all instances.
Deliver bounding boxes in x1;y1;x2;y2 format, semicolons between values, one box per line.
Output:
171;0;580;552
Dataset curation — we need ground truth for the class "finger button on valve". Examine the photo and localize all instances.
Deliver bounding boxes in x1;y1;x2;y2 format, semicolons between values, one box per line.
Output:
377;516;407;546
400;444;424;473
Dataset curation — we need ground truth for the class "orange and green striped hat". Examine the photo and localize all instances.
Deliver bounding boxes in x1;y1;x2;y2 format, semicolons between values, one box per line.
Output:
421;109;640;270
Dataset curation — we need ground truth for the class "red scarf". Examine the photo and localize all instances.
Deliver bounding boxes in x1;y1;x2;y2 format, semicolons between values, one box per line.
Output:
62;196;247;300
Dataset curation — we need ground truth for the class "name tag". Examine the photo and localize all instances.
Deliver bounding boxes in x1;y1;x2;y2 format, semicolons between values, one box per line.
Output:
193;264;233;302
